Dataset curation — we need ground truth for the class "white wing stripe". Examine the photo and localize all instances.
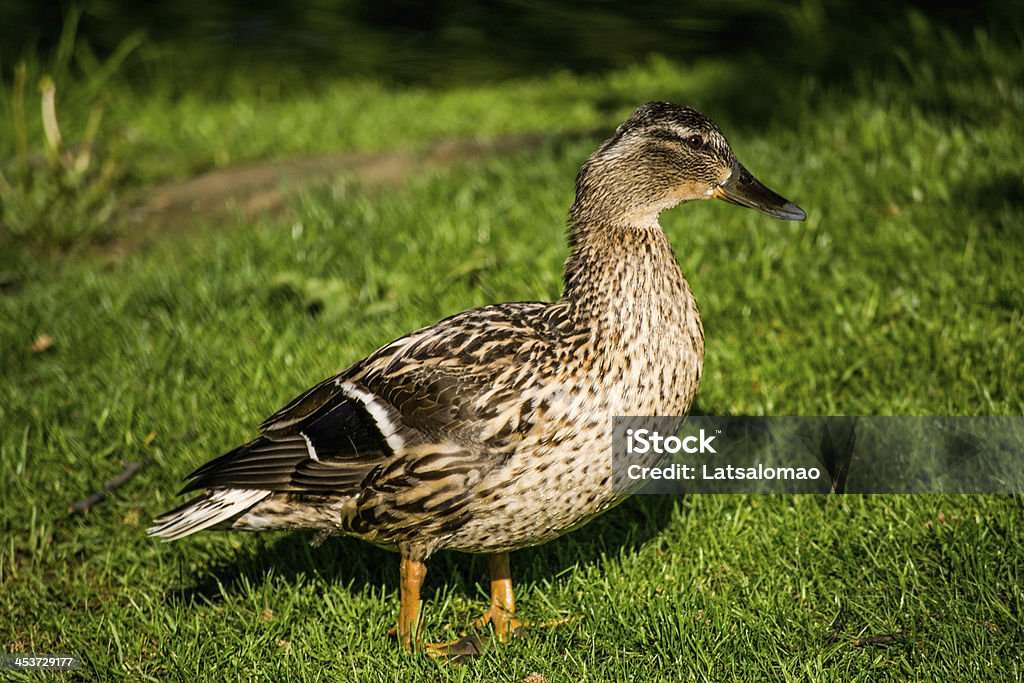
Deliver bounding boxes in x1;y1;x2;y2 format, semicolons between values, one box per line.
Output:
337;381;406;452
300;432;320;461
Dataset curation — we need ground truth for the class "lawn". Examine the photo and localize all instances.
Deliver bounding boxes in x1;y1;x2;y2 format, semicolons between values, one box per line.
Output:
1;13;1022;682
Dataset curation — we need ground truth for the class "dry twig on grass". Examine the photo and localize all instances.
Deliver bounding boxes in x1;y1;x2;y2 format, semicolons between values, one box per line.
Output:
68;458;152;515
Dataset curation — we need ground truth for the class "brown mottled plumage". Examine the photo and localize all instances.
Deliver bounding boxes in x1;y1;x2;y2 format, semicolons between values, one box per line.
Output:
149;102;805;656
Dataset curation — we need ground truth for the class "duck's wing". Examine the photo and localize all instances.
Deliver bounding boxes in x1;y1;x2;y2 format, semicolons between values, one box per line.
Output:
179;302;558;498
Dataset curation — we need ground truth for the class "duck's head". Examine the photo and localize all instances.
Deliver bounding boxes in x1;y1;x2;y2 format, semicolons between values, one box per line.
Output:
572;101;805;227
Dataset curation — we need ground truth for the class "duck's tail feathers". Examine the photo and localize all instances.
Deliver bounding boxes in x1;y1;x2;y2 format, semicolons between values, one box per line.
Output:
147;488;271;541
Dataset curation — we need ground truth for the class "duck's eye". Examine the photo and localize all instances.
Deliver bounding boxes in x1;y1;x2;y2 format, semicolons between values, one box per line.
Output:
683;134;706;150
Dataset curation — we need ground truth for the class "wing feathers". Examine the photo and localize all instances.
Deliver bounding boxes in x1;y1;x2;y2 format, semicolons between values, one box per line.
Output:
180;390;395;495
148;488;270;540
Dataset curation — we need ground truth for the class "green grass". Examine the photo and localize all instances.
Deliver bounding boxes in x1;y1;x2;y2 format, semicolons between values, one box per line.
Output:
4;54;733;185
2;20;1023;682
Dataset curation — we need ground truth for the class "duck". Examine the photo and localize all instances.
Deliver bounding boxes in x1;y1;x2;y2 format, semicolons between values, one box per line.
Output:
149;101;805;656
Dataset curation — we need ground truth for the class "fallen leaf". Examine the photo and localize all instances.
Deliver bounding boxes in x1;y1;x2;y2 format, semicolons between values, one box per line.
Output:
31;334;55;353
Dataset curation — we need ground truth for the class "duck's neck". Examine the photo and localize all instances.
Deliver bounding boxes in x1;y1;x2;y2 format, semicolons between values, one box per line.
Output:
559;217;705;414
563;218;685;302
561;218;701;343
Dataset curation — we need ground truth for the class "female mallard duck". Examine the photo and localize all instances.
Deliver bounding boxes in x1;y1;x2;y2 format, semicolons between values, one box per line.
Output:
150;102;804;656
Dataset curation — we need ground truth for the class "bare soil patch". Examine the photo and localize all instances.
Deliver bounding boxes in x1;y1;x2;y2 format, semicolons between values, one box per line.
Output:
122;132;560;241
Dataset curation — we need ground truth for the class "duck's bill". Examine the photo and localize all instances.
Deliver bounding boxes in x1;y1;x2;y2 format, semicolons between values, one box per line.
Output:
713;163;806;221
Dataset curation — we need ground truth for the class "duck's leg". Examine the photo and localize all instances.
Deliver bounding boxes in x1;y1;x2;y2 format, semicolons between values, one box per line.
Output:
397;557;427;651
394;553;518;659
400;552;569;658
472;553;578;638
423;553;521;658
471;552;524;641
397;557;486;658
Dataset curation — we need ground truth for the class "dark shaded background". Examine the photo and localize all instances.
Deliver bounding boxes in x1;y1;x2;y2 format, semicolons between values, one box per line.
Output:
2;0;1019;91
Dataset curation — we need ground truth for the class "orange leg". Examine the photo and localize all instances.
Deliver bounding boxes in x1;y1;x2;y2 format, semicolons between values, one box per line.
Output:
471;552;524;641
397;557;427;651
397;556;487;658
396;552;571;658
